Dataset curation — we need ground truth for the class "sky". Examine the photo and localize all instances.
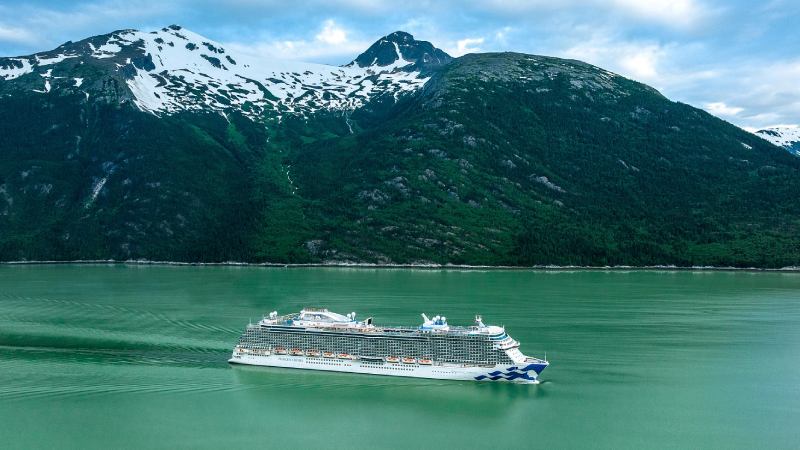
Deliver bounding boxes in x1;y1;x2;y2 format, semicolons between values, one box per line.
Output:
0;0;798;131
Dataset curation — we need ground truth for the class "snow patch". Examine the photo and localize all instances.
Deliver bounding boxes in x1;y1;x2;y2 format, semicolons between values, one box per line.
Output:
0;58;33;80
755;126;800;147
755;126;800;156
92;41;123;58
38;54;77;66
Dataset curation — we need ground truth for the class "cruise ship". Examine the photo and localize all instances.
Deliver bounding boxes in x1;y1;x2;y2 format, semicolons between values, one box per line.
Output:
229;308;549;384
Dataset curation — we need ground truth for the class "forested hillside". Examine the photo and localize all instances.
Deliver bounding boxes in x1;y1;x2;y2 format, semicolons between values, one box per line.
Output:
2;28;799;267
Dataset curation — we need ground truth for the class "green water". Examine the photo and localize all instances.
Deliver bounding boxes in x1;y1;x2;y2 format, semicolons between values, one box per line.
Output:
1;266;799;449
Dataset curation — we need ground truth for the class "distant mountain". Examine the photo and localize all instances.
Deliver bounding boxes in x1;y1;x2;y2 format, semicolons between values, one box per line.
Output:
755;126;800;156
1;26;800;267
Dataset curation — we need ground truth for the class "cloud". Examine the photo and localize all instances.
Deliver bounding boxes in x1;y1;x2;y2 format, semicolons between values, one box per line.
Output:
610;0;710;28
224;19;371;64
562;36;669;84
614;44;665;80
706;58;800;129
473;0;710;29
0;23;39;45
704;102;744;116
493;26;513;45
9;1;175;31
0;0;175;55
315;19;347;45
448;37;485;57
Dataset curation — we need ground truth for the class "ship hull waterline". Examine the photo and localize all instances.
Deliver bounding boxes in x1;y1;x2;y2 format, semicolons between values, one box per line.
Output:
228;353;547;384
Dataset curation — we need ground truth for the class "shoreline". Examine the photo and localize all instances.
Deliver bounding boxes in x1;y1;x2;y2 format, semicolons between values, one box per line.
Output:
1;259;799;272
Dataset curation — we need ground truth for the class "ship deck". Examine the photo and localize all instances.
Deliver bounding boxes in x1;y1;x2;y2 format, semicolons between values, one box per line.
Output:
254;321;494;337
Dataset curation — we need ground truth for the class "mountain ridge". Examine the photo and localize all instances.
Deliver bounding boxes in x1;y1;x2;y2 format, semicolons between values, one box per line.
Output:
0;25;443;119
1;26;799;267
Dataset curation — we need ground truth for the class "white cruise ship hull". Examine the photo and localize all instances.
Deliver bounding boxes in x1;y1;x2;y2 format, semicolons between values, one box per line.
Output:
228;352;545;384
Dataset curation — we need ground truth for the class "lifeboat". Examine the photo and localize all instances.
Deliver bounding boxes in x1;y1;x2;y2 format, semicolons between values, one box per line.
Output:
306;349;320;357
401;357;416;364
418;358;433;365
274;347;287;355
323;351;335;358
289;348;303;356
385;356;400;363
337;353;352;360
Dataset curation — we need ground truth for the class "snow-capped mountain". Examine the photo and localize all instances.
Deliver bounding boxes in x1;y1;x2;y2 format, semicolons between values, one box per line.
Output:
0;25;447;119
2;25;799;268
755;126;800;156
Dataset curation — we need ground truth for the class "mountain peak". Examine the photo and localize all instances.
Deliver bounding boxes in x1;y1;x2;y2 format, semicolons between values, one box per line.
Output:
348;31;452;71
384;31;415;43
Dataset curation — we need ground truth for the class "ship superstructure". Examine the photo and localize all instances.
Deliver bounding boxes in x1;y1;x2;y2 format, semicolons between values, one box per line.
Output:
229;308;549;383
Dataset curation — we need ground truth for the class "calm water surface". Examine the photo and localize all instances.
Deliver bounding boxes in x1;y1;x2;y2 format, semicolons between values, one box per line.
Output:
1;265;799;449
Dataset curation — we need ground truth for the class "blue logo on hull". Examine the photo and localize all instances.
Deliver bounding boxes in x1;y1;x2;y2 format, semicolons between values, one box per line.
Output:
474;362;548;382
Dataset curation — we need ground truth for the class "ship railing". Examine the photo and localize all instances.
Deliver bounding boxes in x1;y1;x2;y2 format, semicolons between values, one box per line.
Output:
524;356;548;364
254;323;490;335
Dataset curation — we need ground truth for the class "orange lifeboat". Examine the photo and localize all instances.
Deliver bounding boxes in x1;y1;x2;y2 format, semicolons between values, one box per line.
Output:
385;356;400;363
337;353;352;360
401;357;416;364
418;358;433;365
306;349;320;357
323;351;335;358
289;348;303;356
274;347;287;355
